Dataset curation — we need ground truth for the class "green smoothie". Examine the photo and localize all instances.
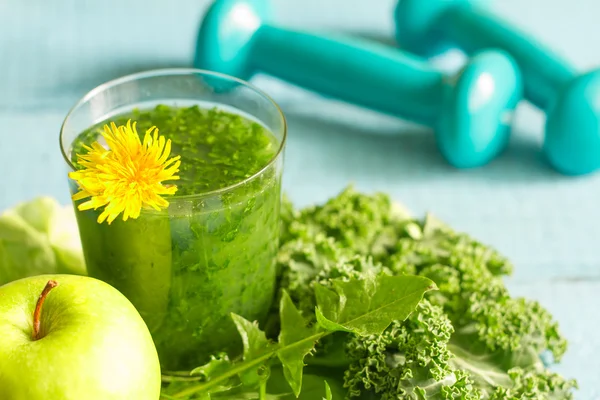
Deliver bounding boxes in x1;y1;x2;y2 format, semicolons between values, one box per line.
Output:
69;104;283;370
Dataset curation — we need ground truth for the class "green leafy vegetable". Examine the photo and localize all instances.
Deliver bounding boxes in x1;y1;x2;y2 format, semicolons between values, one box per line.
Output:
162;273;433;399
190;354;232;379
344;298;576;399
163;186;576;399
315;274;435;335
0;197;86;285
277;292;317;397
345;299;478;399
232;314;274;387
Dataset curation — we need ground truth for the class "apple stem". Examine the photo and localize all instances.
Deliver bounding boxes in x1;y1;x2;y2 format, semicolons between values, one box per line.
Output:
32;280;59;341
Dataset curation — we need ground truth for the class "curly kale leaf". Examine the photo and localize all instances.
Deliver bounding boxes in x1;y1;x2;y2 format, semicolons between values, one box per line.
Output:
277;234;387;319
373;211;566;369
344;300;481;399
165;187;576;400
281;186;411;258
162;274;433;400
344;300;576;400
488;368;578;400
278;188;575;399
458;294;568;366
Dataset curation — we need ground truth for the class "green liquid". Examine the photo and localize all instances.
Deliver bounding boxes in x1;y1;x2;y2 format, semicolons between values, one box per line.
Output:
70;105;282;370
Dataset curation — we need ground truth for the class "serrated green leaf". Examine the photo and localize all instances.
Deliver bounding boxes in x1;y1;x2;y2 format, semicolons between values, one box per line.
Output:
314;306;347;333
313;283;343;327
168;274;433;400
315;274;435;336
232;313;273;360
231;314;274;386
190;353;233;378
277;291;317;397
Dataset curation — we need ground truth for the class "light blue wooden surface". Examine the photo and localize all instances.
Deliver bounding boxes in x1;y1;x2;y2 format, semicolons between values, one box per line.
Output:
1;0;599;397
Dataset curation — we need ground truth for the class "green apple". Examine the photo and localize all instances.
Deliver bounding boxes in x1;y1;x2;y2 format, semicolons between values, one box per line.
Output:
0;274;161;400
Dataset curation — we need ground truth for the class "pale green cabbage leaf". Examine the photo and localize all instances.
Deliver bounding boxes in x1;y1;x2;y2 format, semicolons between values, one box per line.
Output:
0;197;86;285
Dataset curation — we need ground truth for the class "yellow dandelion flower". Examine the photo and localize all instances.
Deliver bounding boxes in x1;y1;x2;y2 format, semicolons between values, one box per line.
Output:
69;120;181;224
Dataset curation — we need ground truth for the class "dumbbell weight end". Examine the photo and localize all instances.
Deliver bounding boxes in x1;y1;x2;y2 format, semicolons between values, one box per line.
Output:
545;71;600;175
395;0;575;110
395;0;600;175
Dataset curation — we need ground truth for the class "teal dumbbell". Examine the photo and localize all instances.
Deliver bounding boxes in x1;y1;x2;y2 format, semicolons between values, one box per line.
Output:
195;0;522;168
395;0;600;175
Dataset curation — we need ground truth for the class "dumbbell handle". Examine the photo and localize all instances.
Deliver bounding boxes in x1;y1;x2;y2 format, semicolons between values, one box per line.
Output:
439;6;575;110
251;26;445;125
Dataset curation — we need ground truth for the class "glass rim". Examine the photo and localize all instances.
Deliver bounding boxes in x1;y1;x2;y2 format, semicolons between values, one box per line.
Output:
59;67;287;201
